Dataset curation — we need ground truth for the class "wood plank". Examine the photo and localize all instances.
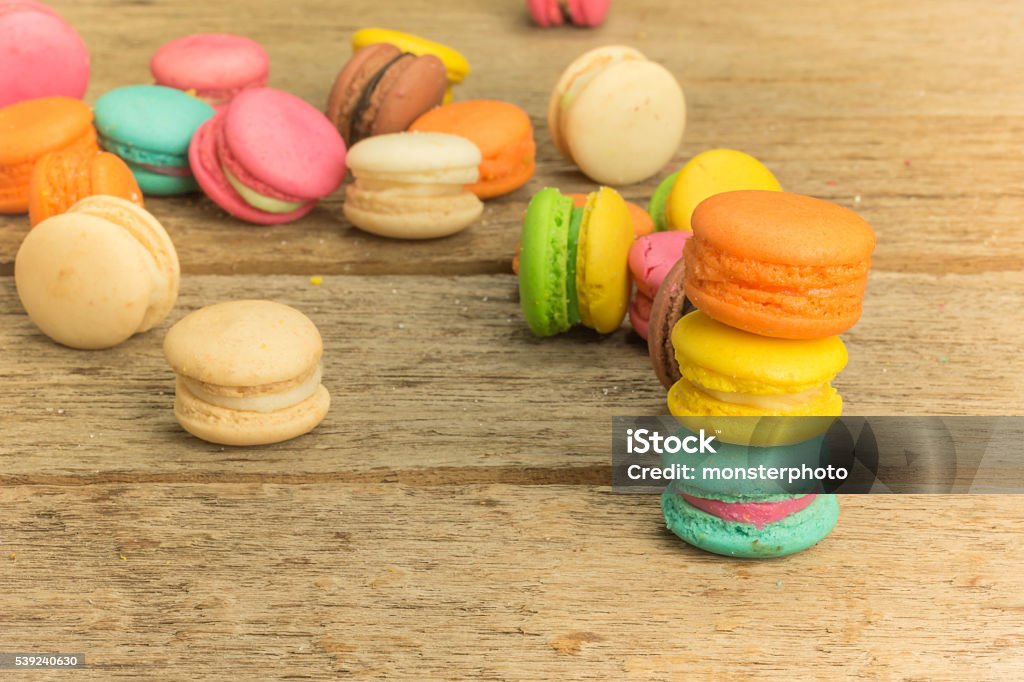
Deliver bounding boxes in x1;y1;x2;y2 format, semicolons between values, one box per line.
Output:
1;0;1022;276
1;271;1021;480
1;485;1022;680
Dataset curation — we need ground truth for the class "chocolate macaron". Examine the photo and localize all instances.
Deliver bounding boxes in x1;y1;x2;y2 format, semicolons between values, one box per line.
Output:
327;43;447;145
649;257;697;389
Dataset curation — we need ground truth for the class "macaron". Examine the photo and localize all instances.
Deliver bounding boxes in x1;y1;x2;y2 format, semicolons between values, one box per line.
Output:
667;310;846;446
344;131;483;239
0;0;88;107
527;0;611;27
15;196;179;349
648;258;695;389
662;483;839;558
0;96;97;213
548;46;685;186
163;300;330;446
647;170;678;232
190;87;347;225
518;186;635;336
685;190;876;339
29;150;143;226
151;33;269;107
627;230;689;339
94;85;216;196
409;100;535;199
327;42;447;145
351;27;470;102
666;149;781;231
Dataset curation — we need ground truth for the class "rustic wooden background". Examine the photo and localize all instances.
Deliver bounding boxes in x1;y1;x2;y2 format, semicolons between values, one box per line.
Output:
2;1;1023;679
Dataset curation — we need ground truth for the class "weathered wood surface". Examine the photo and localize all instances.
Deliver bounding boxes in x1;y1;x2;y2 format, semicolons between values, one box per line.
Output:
2;487;1023;681
1;0;1023;679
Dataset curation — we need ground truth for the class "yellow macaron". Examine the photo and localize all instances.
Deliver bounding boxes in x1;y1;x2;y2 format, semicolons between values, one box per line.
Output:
667;311;846;445
352;28;469;102
576;187;635;333
665;149;781;231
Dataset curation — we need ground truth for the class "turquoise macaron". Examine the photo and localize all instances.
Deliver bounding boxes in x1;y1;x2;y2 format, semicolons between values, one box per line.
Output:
661;483;839;559
94;85;215;196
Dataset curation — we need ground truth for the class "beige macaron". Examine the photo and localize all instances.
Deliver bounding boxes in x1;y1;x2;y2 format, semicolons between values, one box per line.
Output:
14;195;180;349
163;300;330;446
548;46;686;186
343;131;484;239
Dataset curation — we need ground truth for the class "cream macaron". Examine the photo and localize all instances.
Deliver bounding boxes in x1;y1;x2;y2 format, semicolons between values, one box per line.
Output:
163;300;330;446
548;46;686;186
15;195;180;349
343;131;483;239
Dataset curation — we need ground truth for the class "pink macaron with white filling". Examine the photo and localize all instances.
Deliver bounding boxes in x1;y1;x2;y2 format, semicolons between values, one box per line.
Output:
151;33;269;107
189;87;346;225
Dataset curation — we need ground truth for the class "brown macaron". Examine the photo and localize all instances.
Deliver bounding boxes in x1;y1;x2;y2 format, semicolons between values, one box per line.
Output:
326;43;447;145
648;257;697;390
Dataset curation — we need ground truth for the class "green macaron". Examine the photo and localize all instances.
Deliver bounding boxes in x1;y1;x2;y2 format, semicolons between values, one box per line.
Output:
648;170;679;231
94;85;215;196
518;188;581;336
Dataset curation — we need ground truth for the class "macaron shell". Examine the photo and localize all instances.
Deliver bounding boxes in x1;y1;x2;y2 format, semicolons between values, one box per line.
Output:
567;0;610;26
628;230;690;298
672;310;848;395
526;0;564;27
629;292;652;339
130;164;200;197
368;54;447;139
351;28;470;83
68;195;179;333
648;171;678;231
223;88;346;200
547;46;647;160
0;96;97;212
15;214;157;349
518;188;575;336
662;489;839;558
151;33;269;100
175;379;330;447
163;300;323;388
28;150;144;226
666;149;782;231
0;2;88;107
189;113;315;225
327;42;399;143
576;187;634;333
686;190;875;339
563;59;686;185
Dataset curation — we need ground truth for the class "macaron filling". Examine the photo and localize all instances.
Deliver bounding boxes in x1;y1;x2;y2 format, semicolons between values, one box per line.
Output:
181;363;323;414
565;206;583;326
222;165;305;214
680;493;818;529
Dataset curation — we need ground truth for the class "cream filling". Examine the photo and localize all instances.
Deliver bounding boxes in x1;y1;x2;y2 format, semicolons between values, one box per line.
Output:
183;363;322;414
698;383;826;411
352;178;465;197
223;165;305;214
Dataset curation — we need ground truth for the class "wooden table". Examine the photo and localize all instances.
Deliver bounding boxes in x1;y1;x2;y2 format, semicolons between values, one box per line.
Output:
2;1;1023;679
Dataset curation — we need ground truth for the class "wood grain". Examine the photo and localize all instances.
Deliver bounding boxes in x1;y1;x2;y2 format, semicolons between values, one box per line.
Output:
2;485;1023;681
1;0;1022;679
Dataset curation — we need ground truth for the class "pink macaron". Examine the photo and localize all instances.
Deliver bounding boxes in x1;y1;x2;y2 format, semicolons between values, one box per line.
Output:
526;0;610;27
628;231;690;339
0;0;88;107
151;33;269;107
189;87;347;225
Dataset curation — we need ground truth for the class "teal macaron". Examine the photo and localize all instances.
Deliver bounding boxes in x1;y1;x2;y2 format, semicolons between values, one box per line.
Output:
661;484;839;558
647;170;678;232
94;85;215;196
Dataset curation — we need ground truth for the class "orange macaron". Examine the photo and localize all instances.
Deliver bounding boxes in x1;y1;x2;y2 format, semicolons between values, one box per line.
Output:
29;150;144;226
0;97;97;213
410;99;535;199
684;190;876;339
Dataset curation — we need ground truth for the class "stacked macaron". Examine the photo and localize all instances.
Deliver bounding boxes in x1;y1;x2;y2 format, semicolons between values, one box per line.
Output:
658;190;875;558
